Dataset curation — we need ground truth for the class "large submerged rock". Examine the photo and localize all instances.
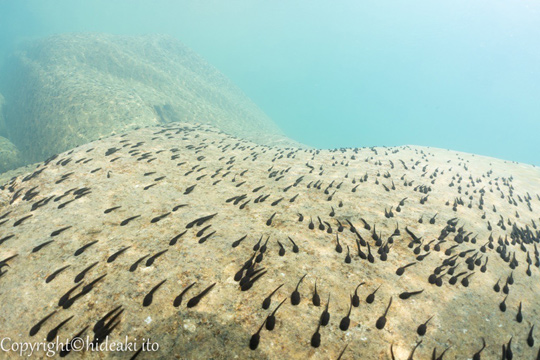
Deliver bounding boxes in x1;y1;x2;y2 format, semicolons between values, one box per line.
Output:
1;33;294;164
0;123;539;359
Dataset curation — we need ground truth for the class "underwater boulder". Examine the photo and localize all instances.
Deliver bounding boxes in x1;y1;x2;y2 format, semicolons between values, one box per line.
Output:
1;33;295;163
0;123;539;359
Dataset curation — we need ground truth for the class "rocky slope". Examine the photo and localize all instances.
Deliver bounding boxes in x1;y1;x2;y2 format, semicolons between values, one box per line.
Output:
0;123;539;359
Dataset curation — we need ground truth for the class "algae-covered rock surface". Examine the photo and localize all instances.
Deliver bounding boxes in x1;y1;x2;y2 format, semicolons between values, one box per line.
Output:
1;33;295;164
0;123;539;359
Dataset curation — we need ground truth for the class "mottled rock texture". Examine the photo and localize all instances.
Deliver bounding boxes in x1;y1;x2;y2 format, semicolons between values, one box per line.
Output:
1;123;539;359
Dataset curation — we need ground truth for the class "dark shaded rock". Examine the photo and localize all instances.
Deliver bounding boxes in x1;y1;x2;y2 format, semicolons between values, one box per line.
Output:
0;135;22;173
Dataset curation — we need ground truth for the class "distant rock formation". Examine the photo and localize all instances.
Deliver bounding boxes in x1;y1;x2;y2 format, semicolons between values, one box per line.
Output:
0;33;295;165
0;94;22;172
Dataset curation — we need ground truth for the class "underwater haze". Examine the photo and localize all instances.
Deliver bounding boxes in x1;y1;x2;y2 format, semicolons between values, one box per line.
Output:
1;0;539;165
3;2;540;359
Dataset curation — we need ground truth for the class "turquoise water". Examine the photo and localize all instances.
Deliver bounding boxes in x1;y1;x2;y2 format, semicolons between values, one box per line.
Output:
1;0;539;165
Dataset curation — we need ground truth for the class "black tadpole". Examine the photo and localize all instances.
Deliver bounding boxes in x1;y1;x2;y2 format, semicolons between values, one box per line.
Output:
262;284;284;310
527;325;535;347
434;346;451;360
187;283;216;308
173;282;196;308
107;246;131;263
265;298;286;331
500;295;508;312
375;297;393;330
249;318;267;350
516;302;523;323
46;316;74;342
74;261;98;283
399;289;424;300
266;212;276;226
366;285;381;304
472;337;486;360
291;274;307;305
253;236;262;251
310;321;322;348
146;249;168;266
277;240;286;256
46;265;70;283
58;283;83;307
241;271;267;291
169;231;187;246
142;279;167;307
129;254;149;272
231;235;247;248
313;279;321;306
288;236;299;253
339;295;353;331
74;240;99;256
417;315;433;336
29;311;57;337
396;262;417;276
320;294;331;326
493;278;501;292
335;234;343;253
352;282;365;307
93;306;122;333
407;340;423;360
506;337;513;360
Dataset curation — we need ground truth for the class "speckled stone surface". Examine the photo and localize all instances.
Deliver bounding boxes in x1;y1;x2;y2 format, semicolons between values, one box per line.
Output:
0;123;539;359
